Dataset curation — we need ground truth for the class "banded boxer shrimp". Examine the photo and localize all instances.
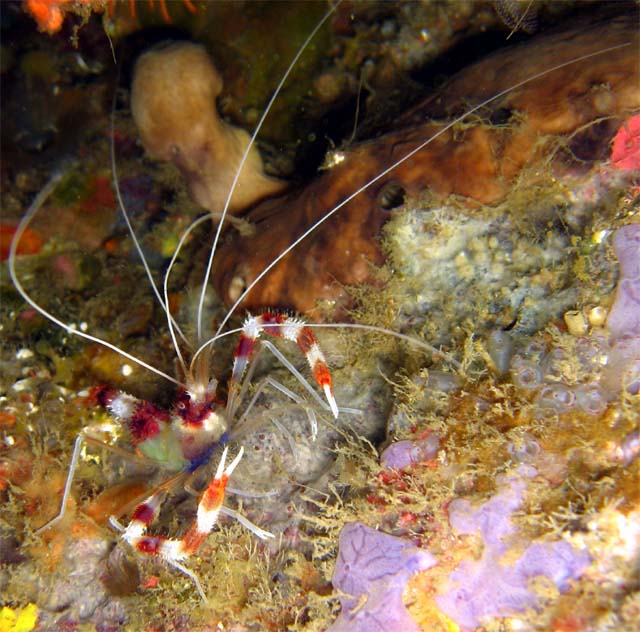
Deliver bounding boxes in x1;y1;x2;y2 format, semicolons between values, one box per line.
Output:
6;4;358;602
4;2;636;624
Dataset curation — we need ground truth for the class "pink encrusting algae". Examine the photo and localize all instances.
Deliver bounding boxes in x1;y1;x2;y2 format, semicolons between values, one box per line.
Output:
611;114;640;172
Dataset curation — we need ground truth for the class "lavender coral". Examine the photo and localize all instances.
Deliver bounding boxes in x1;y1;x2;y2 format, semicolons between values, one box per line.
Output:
380;434;440;470
604;223;640;394
330;522;436;632
435;467;591;630
447;466;534;550
607;223;640;341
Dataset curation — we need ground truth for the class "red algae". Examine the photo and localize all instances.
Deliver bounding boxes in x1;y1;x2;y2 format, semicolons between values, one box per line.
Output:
0;224;43;261
611;114;640;171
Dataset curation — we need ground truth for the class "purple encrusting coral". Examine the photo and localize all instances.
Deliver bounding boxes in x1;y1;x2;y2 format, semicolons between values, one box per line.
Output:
605;224;640;394
435;466;591;630
380;433;440;470
447;465;535;550
607;223;640;341
330;522;436;632
437;540;591;630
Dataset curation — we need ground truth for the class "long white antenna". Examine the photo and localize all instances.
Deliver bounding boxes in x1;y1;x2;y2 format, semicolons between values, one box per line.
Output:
163;213;212;375
215;41;631;337
109;88;190;360
8;169;187;390
196;1;341;342
191;321;462;372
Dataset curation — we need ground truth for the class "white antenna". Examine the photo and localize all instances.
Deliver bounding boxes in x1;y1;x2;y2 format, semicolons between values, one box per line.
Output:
9;169;187;390
195;2;341;342
109;94;191;372
215;41;631;336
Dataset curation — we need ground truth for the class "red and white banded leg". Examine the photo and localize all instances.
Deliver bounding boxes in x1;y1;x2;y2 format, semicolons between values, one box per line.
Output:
229;312;339;418
111;446;272;601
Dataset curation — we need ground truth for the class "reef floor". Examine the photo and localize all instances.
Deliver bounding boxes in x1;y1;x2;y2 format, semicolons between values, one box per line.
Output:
1;2;639;631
